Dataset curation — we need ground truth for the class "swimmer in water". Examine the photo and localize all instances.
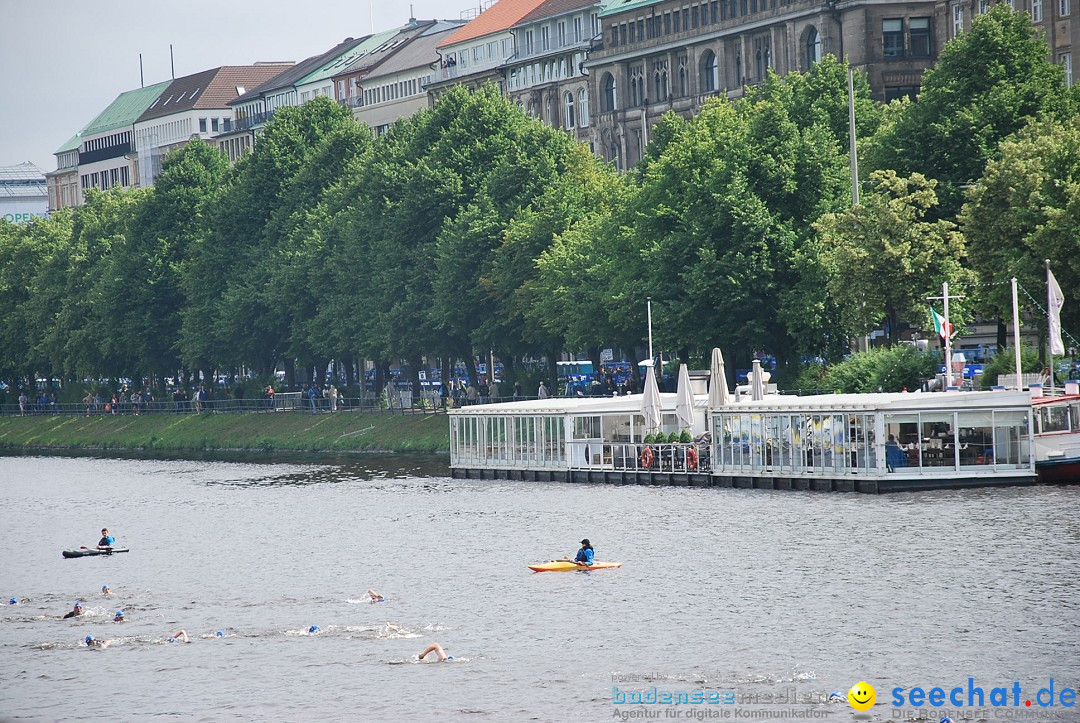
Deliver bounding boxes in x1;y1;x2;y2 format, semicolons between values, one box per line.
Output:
368;589;385;603
418;642;453;662
85;635;111;649
97;528;115;549
63;601;84;619
113;610;125;623
101;585;111;596
166;630;190;643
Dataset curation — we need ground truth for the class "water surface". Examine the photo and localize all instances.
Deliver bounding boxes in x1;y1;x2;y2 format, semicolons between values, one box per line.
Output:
1;455;1077;721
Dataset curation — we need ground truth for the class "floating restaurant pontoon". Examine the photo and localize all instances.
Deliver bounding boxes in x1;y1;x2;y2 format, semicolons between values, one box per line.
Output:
448;389;1038;493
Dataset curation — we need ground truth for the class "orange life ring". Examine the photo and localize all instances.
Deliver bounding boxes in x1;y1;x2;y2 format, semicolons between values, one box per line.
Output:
640;445;654;469
687;447;699;471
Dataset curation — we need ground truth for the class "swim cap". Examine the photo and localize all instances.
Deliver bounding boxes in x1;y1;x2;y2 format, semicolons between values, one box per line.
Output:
447;655;455;661
85;635;94;645
827;691;843;702
114;611;124;619
308;625;320;633
8;597;16;605
102;585;109;592
941;718;955;723
215;630;225;637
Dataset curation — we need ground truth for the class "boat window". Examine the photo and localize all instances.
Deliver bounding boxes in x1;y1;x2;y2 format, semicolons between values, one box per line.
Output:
574;416;601;439
958;411;994;468
993;410;1030;468
1039;406;1069;433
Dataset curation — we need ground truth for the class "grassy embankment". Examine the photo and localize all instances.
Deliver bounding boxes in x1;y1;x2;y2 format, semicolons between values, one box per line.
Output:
0;411;450;455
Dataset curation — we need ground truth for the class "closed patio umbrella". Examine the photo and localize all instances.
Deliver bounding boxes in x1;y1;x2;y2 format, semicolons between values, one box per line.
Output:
708;348;731;408
641;364;662;436
676;363;695;432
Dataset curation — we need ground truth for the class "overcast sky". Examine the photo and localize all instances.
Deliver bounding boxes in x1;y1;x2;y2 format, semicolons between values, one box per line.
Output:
1;0;485;172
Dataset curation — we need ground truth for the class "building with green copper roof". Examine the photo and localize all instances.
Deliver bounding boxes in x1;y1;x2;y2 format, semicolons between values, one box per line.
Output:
79;81;172;138
598;0;662;17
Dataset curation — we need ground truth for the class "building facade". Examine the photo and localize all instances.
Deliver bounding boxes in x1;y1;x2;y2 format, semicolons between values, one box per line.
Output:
585;0;939;168
506;0;603;145
0;163;48;223
133;64;292;186
428;0;550;100
344;21;464;134
45;137;80;212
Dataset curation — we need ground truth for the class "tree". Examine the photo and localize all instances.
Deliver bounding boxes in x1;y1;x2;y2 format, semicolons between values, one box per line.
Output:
816;170;970;345
961;116;1080;339
867;3;1068;218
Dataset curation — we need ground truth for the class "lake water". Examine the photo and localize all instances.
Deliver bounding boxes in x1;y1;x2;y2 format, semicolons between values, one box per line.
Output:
1;454;1078;722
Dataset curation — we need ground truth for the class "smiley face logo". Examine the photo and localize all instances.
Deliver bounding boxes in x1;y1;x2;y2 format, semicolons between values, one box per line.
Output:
848;681;876;711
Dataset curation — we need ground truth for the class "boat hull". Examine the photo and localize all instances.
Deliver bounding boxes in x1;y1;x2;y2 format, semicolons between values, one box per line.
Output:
1035;457;1080;483
62;548;129;558
528;560;622;572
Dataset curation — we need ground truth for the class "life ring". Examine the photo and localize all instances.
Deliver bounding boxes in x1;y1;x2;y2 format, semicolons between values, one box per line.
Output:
687;447;698;471
640;445;654;469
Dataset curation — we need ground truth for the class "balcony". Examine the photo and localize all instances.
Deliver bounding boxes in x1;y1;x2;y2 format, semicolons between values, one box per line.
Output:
78;141;131;166
231;110;275;132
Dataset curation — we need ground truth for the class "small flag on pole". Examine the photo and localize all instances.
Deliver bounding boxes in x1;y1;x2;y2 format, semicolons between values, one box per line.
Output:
930;307;954;340
1048;266;1066;356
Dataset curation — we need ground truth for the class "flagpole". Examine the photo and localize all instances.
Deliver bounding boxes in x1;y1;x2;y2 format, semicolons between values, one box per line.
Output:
943;281;952;388
1011;277;1023;390
647;296;653;363
1047;259;1055;397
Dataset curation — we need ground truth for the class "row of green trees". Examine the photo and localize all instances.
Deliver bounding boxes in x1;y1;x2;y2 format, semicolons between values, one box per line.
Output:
1;5;1077;396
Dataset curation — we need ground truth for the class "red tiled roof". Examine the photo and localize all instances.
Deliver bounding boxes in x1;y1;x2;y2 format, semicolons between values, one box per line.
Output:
516;0;601;25
195;64;294;108
438;0;549;48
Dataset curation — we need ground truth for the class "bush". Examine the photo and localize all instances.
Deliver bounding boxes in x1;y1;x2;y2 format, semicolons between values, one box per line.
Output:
643;433;656;444
679;429;693;443
792;346;940;394
978;345;1041;389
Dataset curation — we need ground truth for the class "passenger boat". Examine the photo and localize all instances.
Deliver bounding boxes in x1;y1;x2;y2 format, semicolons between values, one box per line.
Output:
1031;394;1080;482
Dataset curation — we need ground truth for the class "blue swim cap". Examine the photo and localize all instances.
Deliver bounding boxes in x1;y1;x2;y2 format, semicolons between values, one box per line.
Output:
8;597;16;605
102;585;109;592
941;718;955;723
215;630;225;637
447;655;455;661
85;635;94;644
308;625;320;633
114;610;124;618
827;691;843;702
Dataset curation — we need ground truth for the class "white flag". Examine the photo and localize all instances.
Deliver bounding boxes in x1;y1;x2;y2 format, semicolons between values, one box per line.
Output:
1048;267;1066;356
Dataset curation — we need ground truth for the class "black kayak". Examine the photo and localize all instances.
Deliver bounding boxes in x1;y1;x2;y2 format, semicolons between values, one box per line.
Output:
62;548;129;559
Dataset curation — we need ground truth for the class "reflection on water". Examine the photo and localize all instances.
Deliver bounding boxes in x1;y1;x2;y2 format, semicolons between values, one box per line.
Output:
0;454;1077;722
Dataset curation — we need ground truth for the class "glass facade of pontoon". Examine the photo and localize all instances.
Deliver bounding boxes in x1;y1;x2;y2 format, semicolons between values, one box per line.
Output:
711;406;1032;476
450;414;567;468
713;412;879;474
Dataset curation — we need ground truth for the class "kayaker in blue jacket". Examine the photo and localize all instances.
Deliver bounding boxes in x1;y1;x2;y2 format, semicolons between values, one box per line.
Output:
97;528;115;549
575;539;594;566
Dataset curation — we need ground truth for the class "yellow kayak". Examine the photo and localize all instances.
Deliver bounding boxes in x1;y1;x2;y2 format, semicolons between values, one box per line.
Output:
528;560;623;572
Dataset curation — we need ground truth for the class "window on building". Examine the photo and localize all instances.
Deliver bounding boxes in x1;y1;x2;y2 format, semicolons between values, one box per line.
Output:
674;10;681;32
610;26;618;48
805;26;822;67
630;65;643;105
1061;0;1070;16
711;1;720;22
211;118;219;132
575;17;583;42
488;41;498;60
679;64;688;96
602;72;617;111
884;85;919;101
909;18;932;57
952;2;964;34
883;19;904;58
621;23;628;44
592;12;599;36
558;21;566;46
474;45;483;62
199;118;207;133
702;50;719;92
693;5;701;26
1033;0;1043;21
460;51;469;68
978;0;988;12
527;30;535;54
579;88;590;126
503;38;512;58
638;19;645;39
565;92;576;129
1063;52;1073;87
542;26;550;50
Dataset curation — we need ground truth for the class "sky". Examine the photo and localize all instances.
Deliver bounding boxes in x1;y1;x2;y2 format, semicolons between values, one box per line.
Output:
1;0;486;172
